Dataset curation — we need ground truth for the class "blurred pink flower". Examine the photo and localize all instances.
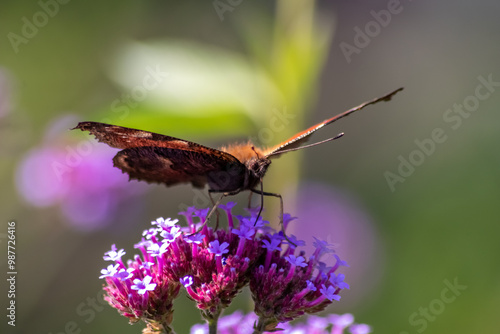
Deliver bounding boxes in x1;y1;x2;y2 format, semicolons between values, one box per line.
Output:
289;182;385;309
15;117;146;231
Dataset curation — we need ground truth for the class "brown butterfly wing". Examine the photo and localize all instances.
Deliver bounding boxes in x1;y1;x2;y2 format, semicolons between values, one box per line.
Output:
73;122;246;190
113;146;245;189
263;88;403;158
73;122;208;150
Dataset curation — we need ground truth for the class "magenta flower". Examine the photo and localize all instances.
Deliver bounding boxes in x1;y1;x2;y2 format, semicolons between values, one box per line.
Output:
349;323;372;334
207;240;230;256
99;264;119;279
131;276;157;295
250;231;349;331
100;203;349;333
103;244;126;262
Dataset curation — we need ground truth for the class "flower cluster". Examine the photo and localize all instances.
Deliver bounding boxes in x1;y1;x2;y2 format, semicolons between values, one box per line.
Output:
250;232;349;331
100;203;349;333
190;311;372;334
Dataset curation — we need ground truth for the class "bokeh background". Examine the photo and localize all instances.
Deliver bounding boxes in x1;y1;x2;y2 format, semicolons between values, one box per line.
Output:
1;0;499;333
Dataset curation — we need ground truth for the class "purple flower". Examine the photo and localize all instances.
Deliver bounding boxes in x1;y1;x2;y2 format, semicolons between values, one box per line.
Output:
139;262;154;270
207;240;229;256
319;284;341;301
152;217;178;230
103;246;126;262
330;273;350;290
313;237;335;255
349;323;372;334
146;242;169;257
329;313;354;329
282;213;297;230
190;324;207;334
133;238;152;250
219;201;237;228
160;225;182;243
283;234;306;248
334;254;350;268
180;275;194;287
99;264;119;278
285;255;308;268
131;275;157;294
142;227;159;239
306;280;317;291
185;233;205;244
218;202;236;211
261;236;282;252
232;224;255;240
114;268;135;280
239;215;267;229
194;208;210;220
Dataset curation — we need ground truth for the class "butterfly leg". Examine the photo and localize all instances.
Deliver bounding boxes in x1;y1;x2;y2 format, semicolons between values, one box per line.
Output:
208;191;221;230
193;189;242;232
254;181;266;225
249;189;296;247
247;191;254;210
188;192;228;238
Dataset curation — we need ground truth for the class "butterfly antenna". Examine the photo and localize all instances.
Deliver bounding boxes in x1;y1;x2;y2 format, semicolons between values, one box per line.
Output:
270;132;344;156
251;146;261;158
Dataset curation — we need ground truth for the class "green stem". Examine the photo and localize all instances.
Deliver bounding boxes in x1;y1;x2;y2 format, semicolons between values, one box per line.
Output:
203;308;222;334
142;320;175;334
252;316;277;334
208;321;217;334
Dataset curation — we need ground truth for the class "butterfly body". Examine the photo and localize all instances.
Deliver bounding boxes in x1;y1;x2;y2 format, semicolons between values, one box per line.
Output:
217;143;271;191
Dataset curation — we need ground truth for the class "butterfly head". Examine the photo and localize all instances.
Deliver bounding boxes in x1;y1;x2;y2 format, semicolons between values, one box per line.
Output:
246;157;271;180
241;156;271;191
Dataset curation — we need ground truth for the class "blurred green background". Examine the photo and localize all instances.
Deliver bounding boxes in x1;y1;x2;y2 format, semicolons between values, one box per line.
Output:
1;0;499;333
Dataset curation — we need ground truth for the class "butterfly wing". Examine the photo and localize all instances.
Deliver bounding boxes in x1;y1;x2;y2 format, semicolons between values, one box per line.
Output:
73;122;208;150
263;88;403;158
113;146;246;189
73;122;245;189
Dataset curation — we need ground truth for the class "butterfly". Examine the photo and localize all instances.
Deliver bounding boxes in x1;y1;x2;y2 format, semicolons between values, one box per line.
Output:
73;87;402;228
